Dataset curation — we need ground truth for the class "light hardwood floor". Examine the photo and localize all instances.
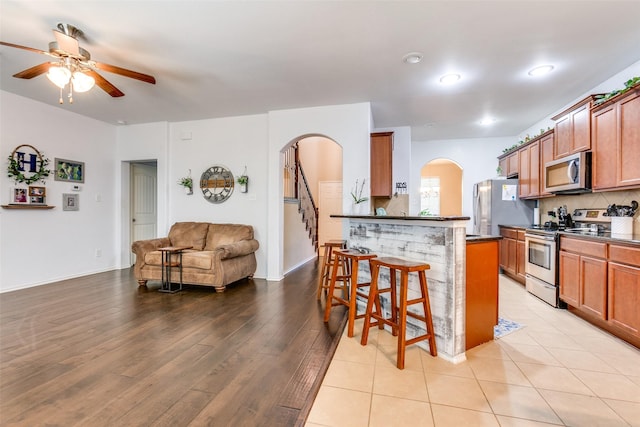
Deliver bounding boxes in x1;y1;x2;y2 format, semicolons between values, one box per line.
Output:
0;262;346;426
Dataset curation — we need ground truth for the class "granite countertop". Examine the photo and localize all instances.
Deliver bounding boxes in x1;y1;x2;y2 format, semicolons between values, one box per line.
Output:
466;235;502;243
558;230;640;246
498;224;531;230
331;214;470;221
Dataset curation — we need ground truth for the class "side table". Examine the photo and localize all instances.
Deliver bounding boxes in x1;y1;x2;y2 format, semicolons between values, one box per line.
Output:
158;246;192;293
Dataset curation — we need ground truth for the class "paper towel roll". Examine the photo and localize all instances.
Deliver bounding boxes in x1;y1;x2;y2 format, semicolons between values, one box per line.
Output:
533;207;540;225
611;217;632;235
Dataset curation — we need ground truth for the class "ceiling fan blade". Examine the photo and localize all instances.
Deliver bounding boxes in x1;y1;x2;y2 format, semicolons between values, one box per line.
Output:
13;62;52;79
85;70;125;97
92;61;156;84
0;41;53;56
53;29;80;56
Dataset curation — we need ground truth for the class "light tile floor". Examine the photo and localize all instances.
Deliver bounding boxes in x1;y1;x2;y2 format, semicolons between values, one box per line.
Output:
306;275;640;427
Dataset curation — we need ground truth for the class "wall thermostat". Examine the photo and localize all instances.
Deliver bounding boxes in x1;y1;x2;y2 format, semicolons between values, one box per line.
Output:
71;185;81;191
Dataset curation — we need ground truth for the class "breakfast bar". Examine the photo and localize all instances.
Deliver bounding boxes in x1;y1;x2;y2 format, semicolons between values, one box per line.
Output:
332;214;478;362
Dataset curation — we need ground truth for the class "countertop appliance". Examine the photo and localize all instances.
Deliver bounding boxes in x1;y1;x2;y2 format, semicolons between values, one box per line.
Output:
524;208;612;307
472;178;535;236
544;151;591;194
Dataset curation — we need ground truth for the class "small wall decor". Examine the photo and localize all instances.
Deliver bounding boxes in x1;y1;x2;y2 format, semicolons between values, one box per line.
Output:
54;158;85;183
11;187;28;204
200;165;234;203
62;193;79;211
237;166;249;193
7;144;51;185
178;169;193;195
28;186;46;205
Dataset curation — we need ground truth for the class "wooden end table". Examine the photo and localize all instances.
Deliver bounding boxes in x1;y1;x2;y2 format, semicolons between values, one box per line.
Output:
158;246;192;293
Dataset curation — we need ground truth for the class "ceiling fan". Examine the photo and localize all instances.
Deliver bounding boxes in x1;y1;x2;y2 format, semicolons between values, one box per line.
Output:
0;23;156;103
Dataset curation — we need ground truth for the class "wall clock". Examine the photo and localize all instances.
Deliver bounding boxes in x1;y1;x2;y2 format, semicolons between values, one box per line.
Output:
200;165;234;203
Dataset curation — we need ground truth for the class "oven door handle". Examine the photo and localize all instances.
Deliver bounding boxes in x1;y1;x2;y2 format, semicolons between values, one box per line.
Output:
525;233;556;241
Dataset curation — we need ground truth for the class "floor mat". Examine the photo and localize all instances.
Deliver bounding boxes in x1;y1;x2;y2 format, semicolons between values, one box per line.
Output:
494;317;525;338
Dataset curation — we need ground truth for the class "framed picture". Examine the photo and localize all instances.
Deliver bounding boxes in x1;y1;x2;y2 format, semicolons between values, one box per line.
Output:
28;186;46;205
11;187;28;204
54;158;85;183
62;193;79;211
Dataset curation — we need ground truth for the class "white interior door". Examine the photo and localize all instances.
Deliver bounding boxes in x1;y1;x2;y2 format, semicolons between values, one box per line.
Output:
318;181;343;248
130;163;157;264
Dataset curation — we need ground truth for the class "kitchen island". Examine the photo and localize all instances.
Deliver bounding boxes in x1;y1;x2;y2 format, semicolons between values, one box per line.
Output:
332;214;498;362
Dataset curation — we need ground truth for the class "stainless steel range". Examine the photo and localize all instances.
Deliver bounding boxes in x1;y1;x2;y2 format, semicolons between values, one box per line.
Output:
524;208;612;307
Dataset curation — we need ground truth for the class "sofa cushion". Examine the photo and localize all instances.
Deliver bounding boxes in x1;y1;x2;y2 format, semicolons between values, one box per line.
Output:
144;250;213;270
168;222;209;250
205;224;254;250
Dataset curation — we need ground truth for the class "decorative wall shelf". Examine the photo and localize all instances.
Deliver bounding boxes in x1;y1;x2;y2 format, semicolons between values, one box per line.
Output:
2;205;55;210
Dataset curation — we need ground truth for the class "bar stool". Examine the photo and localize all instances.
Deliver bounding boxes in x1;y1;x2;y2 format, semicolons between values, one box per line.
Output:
360;257;437;369
324;249;379;337
317;239;347;300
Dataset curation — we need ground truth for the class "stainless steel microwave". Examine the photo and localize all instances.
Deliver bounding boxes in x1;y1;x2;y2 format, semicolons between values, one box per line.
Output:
544;151;592;194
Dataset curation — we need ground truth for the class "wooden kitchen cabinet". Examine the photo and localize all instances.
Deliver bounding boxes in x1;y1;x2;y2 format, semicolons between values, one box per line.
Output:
559;236;607;319
552;95;598;158
518;141;540;199
498;150;519;178
370;132;393;197
539;131;555;196
608;244;640;337
499;226;525;284
592;89;640;191
466;239;499;350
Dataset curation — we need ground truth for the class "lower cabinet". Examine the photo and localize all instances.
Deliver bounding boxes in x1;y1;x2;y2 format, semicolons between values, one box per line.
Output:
466;239;499;350
559;236;640;348
608;244;640;337
499;226;525;284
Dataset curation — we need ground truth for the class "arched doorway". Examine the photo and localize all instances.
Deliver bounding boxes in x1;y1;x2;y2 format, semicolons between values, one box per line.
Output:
281;135;343;274
420;159;462;216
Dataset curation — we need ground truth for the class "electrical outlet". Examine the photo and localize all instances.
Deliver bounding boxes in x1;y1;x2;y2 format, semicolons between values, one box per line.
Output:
95;249;102;258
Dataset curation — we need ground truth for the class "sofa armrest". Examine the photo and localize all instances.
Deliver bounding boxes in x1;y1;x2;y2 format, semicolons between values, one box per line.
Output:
215;239;259;260
131;237;171;258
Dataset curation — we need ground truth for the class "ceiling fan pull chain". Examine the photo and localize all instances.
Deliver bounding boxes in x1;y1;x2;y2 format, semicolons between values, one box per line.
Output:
58;87;63;104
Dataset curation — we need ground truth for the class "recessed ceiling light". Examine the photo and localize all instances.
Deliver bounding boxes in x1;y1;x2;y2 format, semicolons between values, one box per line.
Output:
479;118;496;126
402;52;423;64
439;73;461;84
528;65;554;76
117;120;127;125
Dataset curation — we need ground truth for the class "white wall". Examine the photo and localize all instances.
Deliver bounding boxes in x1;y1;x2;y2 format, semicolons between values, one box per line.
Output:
168;115;269;278
267;103;372;281
411;136;514;222
1;91;118;292
283;201;316;273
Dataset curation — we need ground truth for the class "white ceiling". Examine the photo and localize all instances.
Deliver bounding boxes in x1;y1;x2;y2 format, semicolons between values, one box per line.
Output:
2;1;640;141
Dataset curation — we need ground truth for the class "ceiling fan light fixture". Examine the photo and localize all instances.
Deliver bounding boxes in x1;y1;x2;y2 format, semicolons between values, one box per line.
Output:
72;71;95;92
46;65;71;88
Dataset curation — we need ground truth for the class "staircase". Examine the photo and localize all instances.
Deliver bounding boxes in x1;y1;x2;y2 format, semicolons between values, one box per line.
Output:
284;144;318;250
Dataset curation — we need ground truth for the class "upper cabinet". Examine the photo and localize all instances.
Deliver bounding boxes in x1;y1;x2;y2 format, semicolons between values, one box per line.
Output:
592;88;640;191
517;129;553;199
551;95;599;158
497;150;519;178
370;132;393;197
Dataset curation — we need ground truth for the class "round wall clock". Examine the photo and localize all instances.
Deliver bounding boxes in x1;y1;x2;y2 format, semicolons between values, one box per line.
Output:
200;165;234;203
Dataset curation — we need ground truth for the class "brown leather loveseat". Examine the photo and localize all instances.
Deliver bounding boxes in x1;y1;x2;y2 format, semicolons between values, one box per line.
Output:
131;222;259;292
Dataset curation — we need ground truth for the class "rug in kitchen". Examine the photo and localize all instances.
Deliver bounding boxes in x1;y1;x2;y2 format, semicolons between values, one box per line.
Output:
494;317;525;338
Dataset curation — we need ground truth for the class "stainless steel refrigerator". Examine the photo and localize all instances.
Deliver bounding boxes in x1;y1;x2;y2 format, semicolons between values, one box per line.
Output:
472;179;535;236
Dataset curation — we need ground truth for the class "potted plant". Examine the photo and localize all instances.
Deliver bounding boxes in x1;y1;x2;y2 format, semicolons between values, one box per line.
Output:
237;174;249;193
350;178;369;214
178;176;193;195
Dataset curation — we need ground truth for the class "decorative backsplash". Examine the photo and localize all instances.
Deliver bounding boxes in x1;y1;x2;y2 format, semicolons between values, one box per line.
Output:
539;189;640;234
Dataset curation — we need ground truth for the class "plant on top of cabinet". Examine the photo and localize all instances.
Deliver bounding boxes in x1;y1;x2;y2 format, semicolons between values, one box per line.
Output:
594;76;640;106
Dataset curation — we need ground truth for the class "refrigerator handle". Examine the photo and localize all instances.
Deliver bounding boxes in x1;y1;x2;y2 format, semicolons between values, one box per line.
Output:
472;183;479;230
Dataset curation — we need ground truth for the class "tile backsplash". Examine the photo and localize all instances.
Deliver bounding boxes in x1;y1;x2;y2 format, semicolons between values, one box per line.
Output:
539;189;640;234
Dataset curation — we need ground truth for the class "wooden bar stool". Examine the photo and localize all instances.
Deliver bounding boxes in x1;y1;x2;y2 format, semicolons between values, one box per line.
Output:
317;239;347;300
324;249;379;337
360;256;437;369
